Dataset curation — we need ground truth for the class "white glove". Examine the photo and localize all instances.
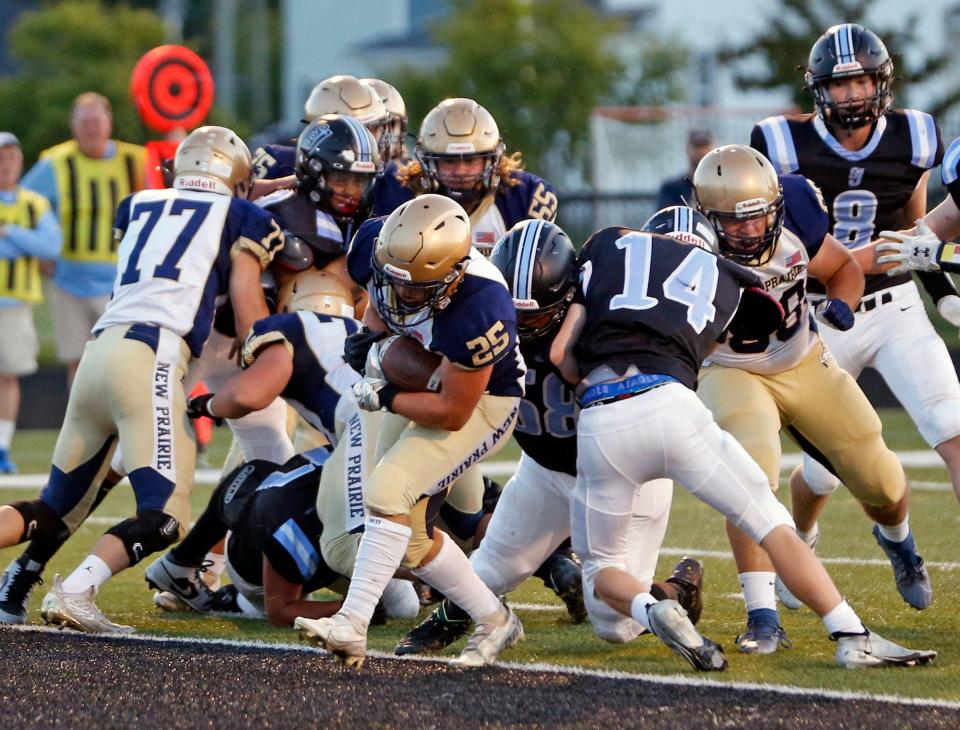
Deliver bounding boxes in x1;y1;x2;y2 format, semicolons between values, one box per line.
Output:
364;338;387;380
876;219;942;275
937;294;960;328
352;376;391;412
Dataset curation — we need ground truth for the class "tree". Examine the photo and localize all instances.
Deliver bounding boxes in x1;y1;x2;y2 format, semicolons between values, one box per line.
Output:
721;0;958;116
391;0;641;177
0;1;167;162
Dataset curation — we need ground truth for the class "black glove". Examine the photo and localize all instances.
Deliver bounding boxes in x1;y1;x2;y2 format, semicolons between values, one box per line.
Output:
187;393;223;426
727;287;785;340
344;327;387;374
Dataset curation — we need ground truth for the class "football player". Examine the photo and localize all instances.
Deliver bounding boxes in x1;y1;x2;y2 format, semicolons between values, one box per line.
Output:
751;23;954;611
144;449;419;626
294;195;526;668
394;219;703;655
550;208;936;671
691;144;926;653
375;98;559;254
0;126;283;630
251;75;389;195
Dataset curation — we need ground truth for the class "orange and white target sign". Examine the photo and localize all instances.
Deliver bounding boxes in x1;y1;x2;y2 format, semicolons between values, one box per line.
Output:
130;45;214;134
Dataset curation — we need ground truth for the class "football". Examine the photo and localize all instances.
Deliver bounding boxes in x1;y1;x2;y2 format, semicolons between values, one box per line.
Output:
378;335;442;392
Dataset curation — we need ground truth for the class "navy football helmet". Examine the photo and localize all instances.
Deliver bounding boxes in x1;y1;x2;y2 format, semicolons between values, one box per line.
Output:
295;114;382;222
805;24;893;129
489;220;578;341
641;206;720;254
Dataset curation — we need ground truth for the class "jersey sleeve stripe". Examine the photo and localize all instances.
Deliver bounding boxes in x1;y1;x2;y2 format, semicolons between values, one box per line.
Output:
757;117;799;174
941;137;960;185
273;518;319;580
905;109;938;169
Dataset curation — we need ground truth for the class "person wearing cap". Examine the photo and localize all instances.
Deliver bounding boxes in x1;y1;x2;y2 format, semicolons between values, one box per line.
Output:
0;133;61;474
21;92;145;388
655;129;716;210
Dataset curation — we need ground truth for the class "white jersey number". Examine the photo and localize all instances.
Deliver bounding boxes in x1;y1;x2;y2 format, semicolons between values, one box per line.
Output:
120;199;213;285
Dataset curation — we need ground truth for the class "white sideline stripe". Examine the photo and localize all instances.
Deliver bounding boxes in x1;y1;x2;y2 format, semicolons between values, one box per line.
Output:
63;519;960;570
510;602;563;612
6;624;959;711
0;451;952;489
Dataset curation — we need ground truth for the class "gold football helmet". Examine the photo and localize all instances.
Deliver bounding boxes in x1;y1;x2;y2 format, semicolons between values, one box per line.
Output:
277;270;355;318
372;194;472;328
173;125;252;197
361;78;407;163
415;98;504;208
303;75;389;143
692;144;784;266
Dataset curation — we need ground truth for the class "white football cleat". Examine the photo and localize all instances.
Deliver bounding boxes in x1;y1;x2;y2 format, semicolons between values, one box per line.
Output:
145;554;218;612
835;630;936;668
295;612;368;669
40;574;135;634
646;599;727;671
450;605;524;667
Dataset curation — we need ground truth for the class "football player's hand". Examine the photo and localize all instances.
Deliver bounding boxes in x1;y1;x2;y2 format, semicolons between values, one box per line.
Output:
352;376;398;412
186;393;223;426
727;287;785;340
876;220;942;275
344;327;387;374
813;298;855;331
937;294;960;328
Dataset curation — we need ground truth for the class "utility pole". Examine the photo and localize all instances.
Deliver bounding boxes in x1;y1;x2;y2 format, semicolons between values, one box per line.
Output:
213;0;237;118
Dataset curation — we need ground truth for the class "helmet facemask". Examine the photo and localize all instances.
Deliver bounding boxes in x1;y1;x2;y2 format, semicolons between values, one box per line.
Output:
704;192;785;267
808;66;893;129
416;147;503;210
371;255;467;329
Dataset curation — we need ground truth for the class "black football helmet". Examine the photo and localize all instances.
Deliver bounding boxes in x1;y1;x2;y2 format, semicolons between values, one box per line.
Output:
489;220;578;341
295;114;382;222
805;24;893;129
641;206;720;254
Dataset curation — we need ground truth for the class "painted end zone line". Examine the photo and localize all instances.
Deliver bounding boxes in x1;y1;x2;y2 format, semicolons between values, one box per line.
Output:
5;624;958;711
0;449;952;489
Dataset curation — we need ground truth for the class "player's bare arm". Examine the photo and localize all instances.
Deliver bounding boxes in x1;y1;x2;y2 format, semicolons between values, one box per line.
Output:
263;556;341;628
807;233;864;308
549;302;586;386
229;248;273;340
389;359;493;431
205;343;294;420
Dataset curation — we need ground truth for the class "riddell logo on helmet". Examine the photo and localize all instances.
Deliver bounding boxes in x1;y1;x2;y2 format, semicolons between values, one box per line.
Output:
832;61;863;74
176;176;231;195
666;231;710;248
514;298;540;310
735;197;767;214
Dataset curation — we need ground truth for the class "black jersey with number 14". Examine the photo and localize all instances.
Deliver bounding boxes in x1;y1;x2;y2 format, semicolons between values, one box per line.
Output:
576;229;760;390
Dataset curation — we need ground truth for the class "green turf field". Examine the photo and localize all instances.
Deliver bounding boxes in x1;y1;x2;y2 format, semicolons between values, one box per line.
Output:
2;411;958;701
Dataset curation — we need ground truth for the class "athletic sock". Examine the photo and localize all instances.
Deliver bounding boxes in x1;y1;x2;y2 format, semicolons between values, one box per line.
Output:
876;519;910;544
413;531;503;624
821;600;866;636
340;516;411;630
629;592;658;633
0;419;14;450
739;571;778;613
61;555;112;593
796;523;820;547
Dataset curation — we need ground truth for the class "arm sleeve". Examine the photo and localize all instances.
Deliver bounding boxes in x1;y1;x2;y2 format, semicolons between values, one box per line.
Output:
241;313;300;368
346;217;382;287
231;201;285;271
4;209;62;259
439;282;519;369
780;175;829;258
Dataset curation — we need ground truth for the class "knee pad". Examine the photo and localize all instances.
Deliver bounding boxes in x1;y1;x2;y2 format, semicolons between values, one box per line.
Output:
106;510;181;565
799;458;841;497
11;499;69;543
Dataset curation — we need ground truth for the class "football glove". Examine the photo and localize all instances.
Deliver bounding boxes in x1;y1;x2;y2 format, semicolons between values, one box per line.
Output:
344;327;387;374
813;298;855;331
876;220;942;275
352;376;399;412
186;393;223;426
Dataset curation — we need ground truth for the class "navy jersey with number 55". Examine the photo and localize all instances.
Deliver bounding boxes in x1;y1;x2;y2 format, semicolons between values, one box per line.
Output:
576;230;759;390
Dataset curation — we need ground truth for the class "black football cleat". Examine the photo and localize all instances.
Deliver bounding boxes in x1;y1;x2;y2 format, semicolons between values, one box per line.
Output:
394;600;471;655
665;557;704;625
536;551;587;624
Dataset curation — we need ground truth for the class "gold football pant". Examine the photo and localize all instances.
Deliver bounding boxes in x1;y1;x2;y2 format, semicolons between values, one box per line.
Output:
698;338;904;507
365;394;518;567
39;324;194;534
